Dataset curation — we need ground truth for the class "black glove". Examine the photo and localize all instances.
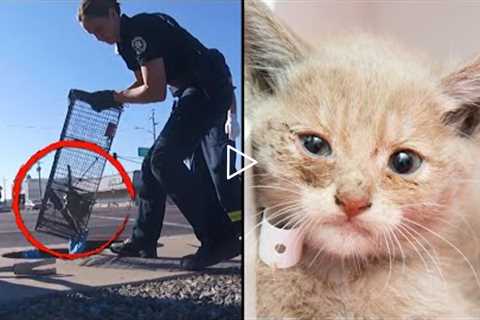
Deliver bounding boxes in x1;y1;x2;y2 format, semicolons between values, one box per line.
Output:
68;89;92;104
89;90;123;112
68;89;122;112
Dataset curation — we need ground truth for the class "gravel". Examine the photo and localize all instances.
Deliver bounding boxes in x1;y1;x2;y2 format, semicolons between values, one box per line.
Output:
0;270;241;320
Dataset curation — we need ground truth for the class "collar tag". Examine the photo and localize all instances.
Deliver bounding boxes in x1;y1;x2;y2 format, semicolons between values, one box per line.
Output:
258;209;304;269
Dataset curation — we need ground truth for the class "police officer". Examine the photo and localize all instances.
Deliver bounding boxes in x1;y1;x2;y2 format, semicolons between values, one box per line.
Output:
73;0;240;270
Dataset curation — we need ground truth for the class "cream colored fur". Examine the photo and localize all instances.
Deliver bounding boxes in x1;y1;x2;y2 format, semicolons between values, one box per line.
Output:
245;1;480;319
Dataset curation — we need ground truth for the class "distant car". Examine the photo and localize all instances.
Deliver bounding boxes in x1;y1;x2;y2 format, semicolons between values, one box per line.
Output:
0;205;10;213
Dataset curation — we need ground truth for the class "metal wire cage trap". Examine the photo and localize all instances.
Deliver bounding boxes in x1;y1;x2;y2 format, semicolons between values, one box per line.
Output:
35;93;122;239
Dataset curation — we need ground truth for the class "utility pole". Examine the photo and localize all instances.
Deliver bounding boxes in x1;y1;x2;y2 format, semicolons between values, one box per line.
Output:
149;108;158;143
2;177;6;204
36;162;42;200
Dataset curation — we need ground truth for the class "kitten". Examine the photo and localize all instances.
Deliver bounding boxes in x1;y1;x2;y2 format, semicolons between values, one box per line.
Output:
245;1;480;319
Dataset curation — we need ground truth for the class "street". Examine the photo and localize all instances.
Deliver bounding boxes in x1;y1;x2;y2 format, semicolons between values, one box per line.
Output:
0;205;192;249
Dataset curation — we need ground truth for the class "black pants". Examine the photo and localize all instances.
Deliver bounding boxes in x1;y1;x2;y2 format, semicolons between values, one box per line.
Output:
194;121;242;213
132;86;236;248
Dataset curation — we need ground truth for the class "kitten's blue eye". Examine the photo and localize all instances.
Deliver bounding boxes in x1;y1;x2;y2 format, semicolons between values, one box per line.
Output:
389;150;422;175
299;134;332;157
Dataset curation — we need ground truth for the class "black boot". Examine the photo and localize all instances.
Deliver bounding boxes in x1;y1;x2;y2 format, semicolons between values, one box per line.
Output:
110;238;157;258
180;236;241;271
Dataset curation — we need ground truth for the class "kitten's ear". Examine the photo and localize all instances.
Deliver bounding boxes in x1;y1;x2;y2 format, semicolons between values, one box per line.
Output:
245;0;311;94
441;56;480;136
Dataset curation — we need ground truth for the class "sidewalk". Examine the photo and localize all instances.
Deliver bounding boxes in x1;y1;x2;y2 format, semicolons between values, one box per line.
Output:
0;233;241;307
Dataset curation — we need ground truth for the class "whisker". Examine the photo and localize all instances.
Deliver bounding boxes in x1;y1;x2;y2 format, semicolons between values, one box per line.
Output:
245;202;303;239
399;223;447;289
397;224;434;274
388;226;406;275
251;199;301;218
248;206;309;254
395;202;447;210
404;227;450;289
375;231;393;298
403;217;480;289
307;243;326;270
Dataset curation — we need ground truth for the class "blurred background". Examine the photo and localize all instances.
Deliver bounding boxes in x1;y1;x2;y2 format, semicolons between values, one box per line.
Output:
268;1;480;63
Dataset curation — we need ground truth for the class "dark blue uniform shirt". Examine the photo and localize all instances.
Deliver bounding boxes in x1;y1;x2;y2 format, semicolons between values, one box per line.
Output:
116;13;207;84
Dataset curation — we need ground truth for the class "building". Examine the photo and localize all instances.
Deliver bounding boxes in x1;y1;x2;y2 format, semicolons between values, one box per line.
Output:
23;176;48;207
23;171;173;209
95;171;173;208
95;172;136;208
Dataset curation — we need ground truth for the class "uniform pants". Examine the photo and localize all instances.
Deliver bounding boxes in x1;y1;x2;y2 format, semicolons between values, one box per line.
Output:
195;121;242;213
131;86;236;248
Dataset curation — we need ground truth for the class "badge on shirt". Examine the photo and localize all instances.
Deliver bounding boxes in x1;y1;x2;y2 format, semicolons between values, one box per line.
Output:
131;36;147;55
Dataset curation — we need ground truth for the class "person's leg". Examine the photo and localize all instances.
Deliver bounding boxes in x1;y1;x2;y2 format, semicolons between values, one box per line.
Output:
200;117;242;213
110;149;167;258
149;87;236;247
190;146;226;221
182;143;241;270
132;149;168;247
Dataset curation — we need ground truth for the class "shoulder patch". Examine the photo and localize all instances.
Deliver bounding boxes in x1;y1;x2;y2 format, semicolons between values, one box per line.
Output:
131;36;147;55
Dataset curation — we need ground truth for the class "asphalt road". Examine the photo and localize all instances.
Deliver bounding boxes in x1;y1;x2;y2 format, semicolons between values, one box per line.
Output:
0;205;192;249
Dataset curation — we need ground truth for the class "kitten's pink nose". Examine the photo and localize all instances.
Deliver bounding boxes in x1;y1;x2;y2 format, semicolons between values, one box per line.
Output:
335;195;372;219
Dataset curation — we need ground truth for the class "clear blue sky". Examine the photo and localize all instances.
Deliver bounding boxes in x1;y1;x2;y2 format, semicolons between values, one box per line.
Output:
0;0;242;200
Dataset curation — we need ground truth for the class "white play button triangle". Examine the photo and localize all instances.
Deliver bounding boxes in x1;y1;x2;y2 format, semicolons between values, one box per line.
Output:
227;145;258;180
